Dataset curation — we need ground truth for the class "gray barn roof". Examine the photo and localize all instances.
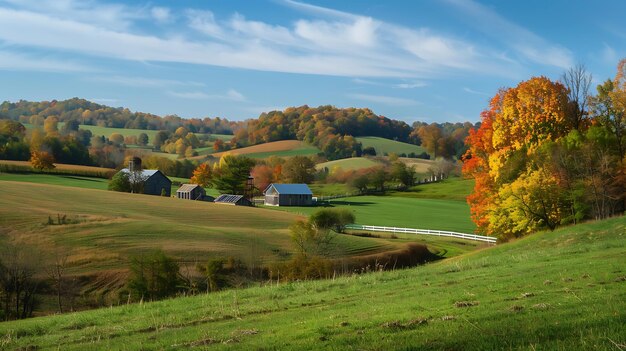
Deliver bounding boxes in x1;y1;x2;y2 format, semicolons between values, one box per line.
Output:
214;194;244;204
177;184;202;193
264;183;312;195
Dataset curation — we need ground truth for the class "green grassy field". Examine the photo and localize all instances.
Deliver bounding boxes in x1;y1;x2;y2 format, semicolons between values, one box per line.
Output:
0;181;459;283
356;136;427;156
316;157;381;171
210;140;320;160
1;216;623;350
265;195;476;233
391;177;475;202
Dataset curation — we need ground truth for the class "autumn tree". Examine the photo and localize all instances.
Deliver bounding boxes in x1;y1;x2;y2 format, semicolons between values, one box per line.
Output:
43;116;59;136
30;150;55;170
190;163;212;188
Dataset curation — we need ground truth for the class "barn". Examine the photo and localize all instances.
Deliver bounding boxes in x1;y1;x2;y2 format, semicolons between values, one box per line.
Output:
119;168;172;196
263;183;313;206
177;184;212;201
214;194;253;206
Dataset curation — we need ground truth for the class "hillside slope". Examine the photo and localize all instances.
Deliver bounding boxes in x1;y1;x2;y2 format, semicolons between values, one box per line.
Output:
1;217;624;350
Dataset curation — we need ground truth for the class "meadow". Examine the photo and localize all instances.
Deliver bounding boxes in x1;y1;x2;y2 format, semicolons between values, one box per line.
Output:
264;194;476;233
315;157;381;171
210;140;320;159
356;136;428;156
1;216;623;350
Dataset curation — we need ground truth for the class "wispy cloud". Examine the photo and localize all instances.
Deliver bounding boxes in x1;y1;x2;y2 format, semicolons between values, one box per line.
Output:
463;87;490;96
168;89;246;101
151;7;172;23
168;91;211;100
0;51;91;72
444;0;574;69
348;93;420;106
395;81;428;89
0;0;527;79
90;76;205;88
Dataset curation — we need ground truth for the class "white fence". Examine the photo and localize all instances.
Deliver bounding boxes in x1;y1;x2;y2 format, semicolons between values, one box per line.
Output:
345;224;497;244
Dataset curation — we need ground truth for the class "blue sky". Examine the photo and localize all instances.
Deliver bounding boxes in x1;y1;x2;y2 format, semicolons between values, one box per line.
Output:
0;0;624;123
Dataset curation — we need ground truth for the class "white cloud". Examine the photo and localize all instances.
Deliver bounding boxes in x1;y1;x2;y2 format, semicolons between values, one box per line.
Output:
348;93;420;106
0;0;544;79
151;7;171;23
168;91;210;100
444;0;574;69
396;81;428;89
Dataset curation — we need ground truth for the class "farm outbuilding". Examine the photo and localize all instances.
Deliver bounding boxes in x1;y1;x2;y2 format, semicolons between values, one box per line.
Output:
263;183;313;206
177;184;212;201
214;194;252;206
119;168;171;196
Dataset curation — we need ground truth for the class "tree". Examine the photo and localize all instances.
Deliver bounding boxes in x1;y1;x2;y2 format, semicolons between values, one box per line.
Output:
137;133;149;146
282;156;316;184
153;131;169;150
370;167;388;192
391;162;416;187
310;208;355;233
43;116;59;136
211;155;255;194
30;150;55;170
251;164;275;192
197;259;227;293
108;171;131;192
0;244;40;320
213;138;225;152
289;220;335;258
190;163;212;188
127;250;181;301
561;64;592;130
350;173;370;193
362;146;376;156
109;133;124;145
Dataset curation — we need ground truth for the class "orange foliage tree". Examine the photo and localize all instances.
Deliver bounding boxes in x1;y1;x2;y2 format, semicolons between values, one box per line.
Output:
190;163;212;188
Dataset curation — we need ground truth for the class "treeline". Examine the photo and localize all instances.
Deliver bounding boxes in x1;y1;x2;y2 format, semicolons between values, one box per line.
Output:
231;105;412;160
0;98;236;134
0;119;197;178
463;62;625;239
1;98;477;163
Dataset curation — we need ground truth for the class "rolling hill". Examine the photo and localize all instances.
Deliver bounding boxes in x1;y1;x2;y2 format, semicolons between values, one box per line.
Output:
356;136;428;156
315;157;382;171
1;216;623;350
210;140;320;159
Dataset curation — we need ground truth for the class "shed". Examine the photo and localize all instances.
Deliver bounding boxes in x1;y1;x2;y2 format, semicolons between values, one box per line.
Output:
263;183;313;206
119;168;171;196
176;184;207;201
214;194;252;206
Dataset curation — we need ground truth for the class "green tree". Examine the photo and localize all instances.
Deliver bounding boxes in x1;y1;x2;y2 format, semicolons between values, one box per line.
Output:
282;156;316;184
310;208;355;233
197;259;227;293
137;133;149;146
127;250;181;301
108;171;131;192
211;155;255;194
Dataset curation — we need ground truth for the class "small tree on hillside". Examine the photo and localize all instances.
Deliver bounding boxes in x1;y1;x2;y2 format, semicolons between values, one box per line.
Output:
127;250;181;301
190;163;212;188
108;171;131;192
282;156;316;184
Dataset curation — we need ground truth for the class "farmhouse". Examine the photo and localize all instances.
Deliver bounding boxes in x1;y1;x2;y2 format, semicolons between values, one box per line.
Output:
214;194;252;206
119;168;172;196
176;184;213;201
263;183;313;206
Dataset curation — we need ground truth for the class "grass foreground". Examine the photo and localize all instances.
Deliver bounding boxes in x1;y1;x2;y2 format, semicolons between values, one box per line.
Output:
0;216;624;350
